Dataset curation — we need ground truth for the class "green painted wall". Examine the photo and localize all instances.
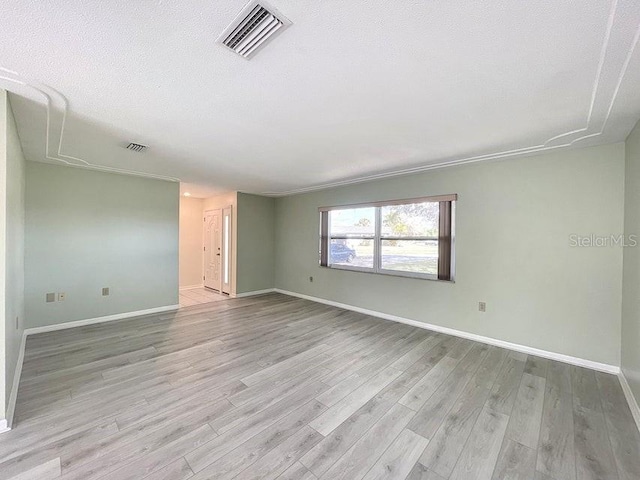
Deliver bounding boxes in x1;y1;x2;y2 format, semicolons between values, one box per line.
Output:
4;94;25;418
622;119;640;403
275;143;625;366
237;192;275;294
25;162;179;328
0;90;26;422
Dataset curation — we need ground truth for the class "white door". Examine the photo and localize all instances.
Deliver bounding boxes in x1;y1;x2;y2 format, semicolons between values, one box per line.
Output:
204;210;222;291
221;206;232;294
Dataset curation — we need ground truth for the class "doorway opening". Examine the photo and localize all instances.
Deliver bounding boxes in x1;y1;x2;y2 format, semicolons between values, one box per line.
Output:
178;193;234;307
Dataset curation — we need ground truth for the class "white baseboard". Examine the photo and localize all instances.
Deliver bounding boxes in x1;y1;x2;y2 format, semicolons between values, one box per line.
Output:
235;288;276;298
3;291;627;435
274;289;620;375
619;370;640;433
0;304;181;434
4;331;27;431
179;284;204;291
25;305;180;336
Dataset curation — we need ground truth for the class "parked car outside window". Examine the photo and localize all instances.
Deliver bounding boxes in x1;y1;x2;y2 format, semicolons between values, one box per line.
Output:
330;243;356;263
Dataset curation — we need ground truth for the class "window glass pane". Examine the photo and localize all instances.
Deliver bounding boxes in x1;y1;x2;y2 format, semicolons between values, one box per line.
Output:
381;202;439;238
380;239;438;275
329;207;375;238
224;215;230;284
329;239;374;269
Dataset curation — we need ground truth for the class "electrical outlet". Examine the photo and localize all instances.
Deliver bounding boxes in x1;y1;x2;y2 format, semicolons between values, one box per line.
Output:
102;287;110;296
58;292;66;301
478;302;486;312
309;276;313;283
46;292;56;303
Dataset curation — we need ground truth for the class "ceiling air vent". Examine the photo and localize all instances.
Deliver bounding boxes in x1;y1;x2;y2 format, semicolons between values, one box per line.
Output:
218;1;291;59
126;142;148;153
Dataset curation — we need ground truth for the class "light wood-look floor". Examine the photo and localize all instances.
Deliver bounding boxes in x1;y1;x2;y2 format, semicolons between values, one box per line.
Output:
1;293;639;480
179;287;228;307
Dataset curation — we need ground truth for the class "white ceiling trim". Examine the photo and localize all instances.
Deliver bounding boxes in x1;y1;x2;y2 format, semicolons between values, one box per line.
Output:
262;0;640;196
0;68;180;183
1;0;639;196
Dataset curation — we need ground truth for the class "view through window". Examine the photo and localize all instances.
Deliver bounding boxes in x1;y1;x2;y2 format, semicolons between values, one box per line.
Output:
319;195;456;280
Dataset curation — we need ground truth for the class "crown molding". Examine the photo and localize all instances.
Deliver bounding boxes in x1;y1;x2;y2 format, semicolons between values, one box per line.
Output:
262;0;640;196
0;68;181;183
1;0;639;195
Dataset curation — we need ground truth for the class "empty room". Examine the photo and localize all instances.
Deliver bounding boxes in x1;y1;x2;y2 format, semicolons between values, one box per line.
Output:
1;1;640;479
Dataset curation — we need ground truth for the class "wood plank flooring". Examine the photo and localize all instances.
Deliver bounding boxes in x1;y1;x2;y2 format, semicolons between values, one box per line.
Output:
1;293;638;480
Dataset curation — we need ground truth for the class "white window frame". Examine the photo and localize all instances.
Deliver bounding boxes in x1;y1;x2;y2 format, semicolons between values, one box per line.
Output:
319;194;456;281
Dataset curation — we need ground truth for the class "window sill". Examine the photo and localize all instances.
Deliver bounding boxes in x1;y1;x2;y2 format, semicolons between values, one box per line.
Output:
320;264;455;283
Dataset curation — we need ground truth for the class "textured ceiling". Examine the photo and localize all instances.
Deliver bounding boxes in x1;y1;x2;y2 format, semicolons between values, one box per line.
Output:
1;0;640;197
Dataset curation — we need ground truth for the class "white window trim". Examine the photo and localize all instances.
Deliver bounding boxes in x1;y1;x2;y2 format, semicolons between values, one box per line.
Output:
319;195;456;282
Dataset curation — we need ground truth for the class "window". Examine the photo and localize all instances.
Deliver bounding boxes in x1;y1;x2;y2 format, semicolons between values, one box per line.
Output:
319;194;456;281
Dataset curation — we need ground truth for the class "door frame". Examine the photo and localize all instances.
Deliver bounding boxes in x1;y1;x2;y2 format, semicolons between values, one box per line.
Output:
203;205;232;295
221;205;232;294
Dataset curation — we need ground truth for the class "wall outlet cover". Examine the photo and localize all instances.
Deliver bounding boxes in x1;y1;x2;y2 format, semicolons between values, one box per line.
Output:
58;293;66;301
479;302;486;312
102;287;110;296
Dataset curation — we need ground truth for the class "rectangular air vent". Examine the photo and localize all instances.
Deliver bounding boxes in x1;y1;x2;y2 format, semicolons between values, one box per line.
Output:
126;142;148;153
218;1;291;59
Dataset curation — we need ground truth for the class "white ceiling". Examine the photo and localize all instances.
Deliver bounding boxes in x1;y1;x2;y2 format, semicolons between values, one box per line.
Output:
1;0;640;197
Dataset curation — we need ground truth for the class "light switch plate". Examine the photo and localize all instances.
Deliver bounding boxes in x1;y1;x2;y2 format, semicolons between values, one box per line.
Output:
46;292;55;303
